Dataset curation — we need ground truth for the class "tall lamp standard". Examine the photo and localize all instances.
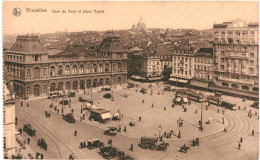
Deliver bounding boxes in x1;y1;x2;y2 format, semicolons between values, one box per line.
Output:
110;36;114;101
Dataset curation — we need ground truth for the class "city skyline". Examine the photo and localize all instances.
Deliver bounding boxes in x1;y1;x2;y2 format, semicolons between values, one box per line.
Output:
3;1;258;35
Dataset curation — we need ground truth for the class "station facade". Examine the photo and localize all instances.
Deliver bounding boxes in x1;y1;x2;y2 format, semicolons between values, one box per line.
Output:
4;35;128;98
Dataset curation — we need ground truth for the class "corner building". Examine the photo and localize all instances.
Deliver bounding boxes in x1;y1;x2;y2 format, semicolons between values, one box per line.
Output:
4;35;128;98
212;21;259;99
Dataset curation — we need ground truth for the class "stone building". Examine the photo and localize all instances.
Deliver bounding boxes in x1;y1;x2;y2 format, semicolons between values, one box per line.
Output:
191;48;214;89
4;35;128;98
212;20;258;99
3;67;17;158
169;49;194;87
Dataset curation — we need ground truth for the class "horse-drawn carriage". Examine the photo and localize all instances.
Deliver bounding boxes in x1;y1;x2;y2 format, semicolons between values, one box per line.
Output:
86;139;104;150
139;136;169;151
62;113;76;123
104;127;117;136
192;138;200;146
180;144;190;153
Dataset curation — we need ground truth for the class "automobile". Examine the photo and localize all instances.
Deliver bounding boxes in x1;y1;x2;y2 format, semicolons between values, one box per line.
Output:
79;97;87;102
140;88;147;94
251;101;259;109
138;136;169;151
127;83;135;88
104;127;117;136
62;113;76;123
86;139;104;150
112;113;120;120
37;138;48;150
101;87;111;91
164;86;171;91
23;124;36;136
68;91;76;97
103;93;112;99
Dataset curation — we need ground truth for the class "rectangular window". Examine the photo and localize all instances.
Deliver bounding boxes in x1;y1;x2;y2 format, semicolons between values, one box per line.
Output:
221;65;224;70
27;69;31;77
43;68;47;76
250;68;254;73
221;32;225;37
221;58;225;62
250;53;254;57
250;60;254;65
250;31;255;36
27;87;31;94
58;70;62;75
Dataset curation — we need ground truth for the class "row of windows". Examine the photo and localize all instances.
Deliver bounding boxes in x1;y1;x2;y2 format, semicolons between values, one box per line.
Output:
214;38;255;44
173;69;192;76
194;65;211;71
26;63;126;77
173;57;192;62
215;31;255;37
220;65;254;73
7;54;23;62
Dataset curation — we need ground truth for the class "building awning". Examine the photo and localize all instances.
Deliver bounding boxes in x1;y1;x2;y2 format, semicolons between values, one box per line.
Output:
183;97;189;103
148;77;161;81
191;80;208;88
169;78;178;82
101;113;112;120
176;97;182;102
178;79;188;83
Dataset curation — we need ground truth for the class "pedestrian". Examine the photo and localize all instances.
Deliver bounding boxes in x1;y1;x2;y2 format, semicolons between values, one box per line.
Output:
206;105;208;110
40;153;43;159
124;126;127;132
83;114;85;120
152;103;154;108
195;109;197;114
27;137;30;144
178;130;181;138
19;128;22;134
164;131;166;137
252;130;254;136
21;101;23;107
139;116;141;121
255;111;257;116
80;117;82;122
172;103;174;108
238;142;241;150
83;141;86;148
57;109;59;114
142;99;144;103
182;105;184;109
164;106;166;111
118;109;120;113
126;94;128;98
218;109;219;113
244;106;246;110
80;142;83;149
71;109;74;114
69;104;71;108
69;99;71;103
27;103;29;107
62;108;64;114
130;144;133;152
240;137;243;143
74;130;77;136
36;152;39;159
80;108;82;113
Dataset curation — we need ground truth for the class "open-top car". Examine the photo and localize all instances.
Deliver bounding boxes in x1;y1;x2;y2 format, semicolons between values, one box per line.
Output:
104;127;117;136
87;138;104;150
62;113;76;123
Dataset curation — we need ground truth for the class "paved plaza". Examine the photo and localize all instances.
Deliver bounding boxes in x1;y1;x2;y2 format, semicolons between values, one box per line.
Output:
15;81;259;160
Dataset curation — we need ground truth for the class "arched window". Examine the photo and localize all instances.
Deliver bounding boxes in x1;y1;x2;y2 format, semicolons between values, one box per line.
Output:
118;63;122;72
99;79;104;86
222;82;228;87
34;85;40;96
93;79;98;88
50;66;55;76
43;85;47;93
72;65;77;75
86;80;91;88
99;64;103;73
93;64;98;73
105;78;110;85
73;81;78;90
65;82;71;90
79;65;84;74
50;83;56;91
105;63;109;72
58;82;63;91
80;80;85;89
231;84;239;88
65;65;70;75
242;85;249;90
86;64;91;73
34;67;40;78
252;87;258;92
58;66;63;75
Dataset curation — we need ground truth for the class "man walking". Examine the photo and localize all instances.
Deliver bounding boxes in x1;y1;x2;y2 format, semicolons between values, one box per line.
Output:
238;142;241;150
130;144;133;152
74;130;77;136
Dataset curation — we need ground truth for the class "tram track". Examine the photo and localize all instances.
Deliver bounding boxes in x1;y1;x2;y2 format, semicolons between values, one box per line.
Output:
17;108;78;160
16;112;60;159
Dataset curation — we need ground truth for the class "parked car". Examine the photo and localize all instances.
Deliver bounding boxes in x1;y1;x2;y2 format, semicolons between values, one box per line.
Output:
62;113;76;123
79;97;87;102
23;124;36;136
140;88;147;94
68;91;76;97
101;87;111;91
104;127;117;136
103;93;112;99
86;139;104;150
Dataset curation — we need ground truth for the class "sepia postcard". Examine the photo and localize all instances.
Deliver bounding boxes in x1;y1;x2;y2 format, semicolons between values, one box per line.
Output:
2;1;259;159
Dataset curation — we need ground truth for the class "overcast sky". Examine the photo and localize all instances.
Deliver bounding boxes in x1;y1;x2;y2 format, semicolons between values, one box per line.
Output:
3;1;259;34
